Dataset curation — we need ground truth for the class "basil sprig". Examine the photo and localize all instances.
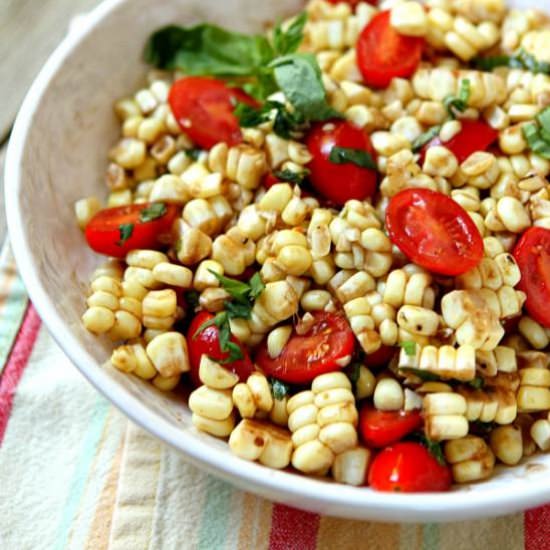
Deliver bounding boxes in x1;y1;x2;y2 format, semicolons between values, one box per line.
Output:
412;125;441;152
194;271;266;364
444;79;471;118
117;223;134;246
273;168;310;186
328;146;377;169
234;100;305;139
270;378;291;400
523;106;550;160
399;341;417;357
145;13;339;121
473;48;550;75
139;202;167;223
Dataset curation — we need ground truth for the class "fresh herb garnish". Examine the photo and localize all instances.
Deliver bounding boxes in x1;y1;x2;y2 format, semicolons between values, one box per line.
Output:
473;48;550;75
194;272;266;363
399;341;417;357
468;376;485;390
412;125;441;152
270;378;291;400
328;146;377;169
234;100;304;139
186;148;204;161
139;202;167;223
344;362;362;386
399;367;441;382
184;290;200;310
144;11;340;124
444;79;471;118
522;106;550;160
408;432;447;465
117;223;134;246
273;168;310;186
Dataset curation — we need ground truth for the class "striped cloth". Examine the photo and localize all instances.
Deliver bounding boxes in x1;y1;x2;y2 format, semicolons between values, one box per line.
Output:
0;242;549;550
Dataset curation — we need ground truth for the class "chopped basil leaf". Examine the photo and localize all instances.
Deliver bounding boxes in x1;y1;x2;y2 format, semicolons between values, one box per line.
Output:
184;290;200;310
344;362;361;386
218;341;244;364
139;202;167;223
225;300;253;320
197;312;244;362
186;148;204;161
235;100;304;139
270;378;290;400
400;341;417;357
270;53;342;122
248;272;266;300
473;48;550;75
117;223;134;246
424;438;446;466
234;102;270;127
399;367;441;382
272;12;307;57
523;121;550;160
412;125;441;152
209;270;251;301
328;146;377;169
444;79;470;118
273;168;310;186
536;106;550;134
468;376;485;390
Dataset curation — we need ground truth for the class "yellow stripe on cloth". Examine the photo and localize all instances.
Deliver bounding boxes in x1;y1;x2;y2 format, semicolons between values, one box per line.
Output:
108;423;162;550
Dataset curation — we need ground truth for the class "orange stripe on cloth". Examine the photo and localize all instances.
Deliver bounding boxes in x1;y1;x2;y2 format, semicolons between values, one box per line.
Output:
316;517;400;550
83;427;127;550
238;493;273;550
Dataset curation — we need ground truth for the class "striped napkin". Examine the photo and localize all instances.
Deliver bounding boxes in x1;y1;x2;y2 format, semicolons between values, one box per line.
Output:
0;240;549;550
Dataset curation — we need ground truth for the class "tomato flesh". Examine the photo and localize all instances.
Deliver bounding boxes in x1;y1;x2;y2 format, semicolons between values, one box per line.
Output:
306;120;378;206
169;77;257;150
187;312;255;387
255;312;355;384
359;406;423;448
357;11;423;89
420;120;498;165
513;227;550;328
363;345;397;369
368;442;452;492
386;188;483;276
85;203;178;258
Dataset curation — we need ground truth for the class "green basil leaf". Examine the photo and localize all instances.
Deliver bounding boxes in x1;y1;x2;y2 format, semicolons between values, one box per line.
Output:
139;202;167;223
184;290;200;310
144;24;273;77
399;367;441;382
472;48;550;75
273;168;310;185
468;376;485;390
185;148;204;161
225;300;253;320
399;341;417;357
234;100;303;139
270;378;291;400
117;223;134;246
248;272;265;300
218;341;244;364
328;146;377;170
536;106;550;134
424;438;446;466
412;125;441;153
270;53;342;121
344;362;361;386
234;102;270;128
272;12;307;56
193;313;221;339
444;79;470;118
523;122;550;160
208;270;251;302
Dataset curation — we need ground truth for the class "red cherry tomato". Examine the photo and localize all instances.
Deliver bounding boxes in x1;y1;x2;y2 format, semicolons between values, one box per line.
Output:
368;442;452;492
357;11;424;89
420;120;498;165
306;120;378;206
513;227;550;328
262;172;280;190
255;312;355;384
85;203;178;258
187;312;255;387
359;406;423;448
386;188;483;276
363;345;397;369
168;77;258;149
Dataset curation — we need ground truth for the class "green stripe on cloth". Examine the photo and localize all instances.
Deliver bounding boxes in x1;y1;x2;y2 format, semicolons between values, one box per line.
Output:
197;477;235;550
423;523;440;550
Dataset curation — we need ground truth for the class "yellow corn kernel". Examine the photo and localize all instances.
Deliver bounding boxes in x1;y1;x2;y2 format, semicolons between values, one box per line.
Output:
142;289;177;318
489;425;523;465
146;332;190;377
189;385;234;420
373;378;404;411
192;412;235;438
107;310;141;341
292;440;334;475
199;356;239;389
444;435;495;483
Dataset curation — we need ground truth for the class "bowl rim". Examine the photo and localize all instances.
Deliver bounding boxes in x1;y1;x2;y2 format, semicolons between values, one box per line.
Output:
5;0;550;522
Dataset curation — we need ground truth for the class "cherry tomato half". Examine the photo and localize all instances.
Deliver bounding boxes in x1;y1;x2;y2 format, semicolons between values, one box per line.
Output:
420;120;498;165
255;311;355;384
368;442;452;492
363;345;397;369
306;120;378;206
187;312;255;387
357;11;424;89
169;77;258;150
513;227;550;328
359;406;423;448
386;188;483;276
84;203;178;258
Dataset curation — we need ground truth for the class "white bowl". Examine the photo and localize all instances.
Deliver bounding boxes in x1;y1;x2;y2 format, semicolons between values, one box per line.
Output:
6;0;550;522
